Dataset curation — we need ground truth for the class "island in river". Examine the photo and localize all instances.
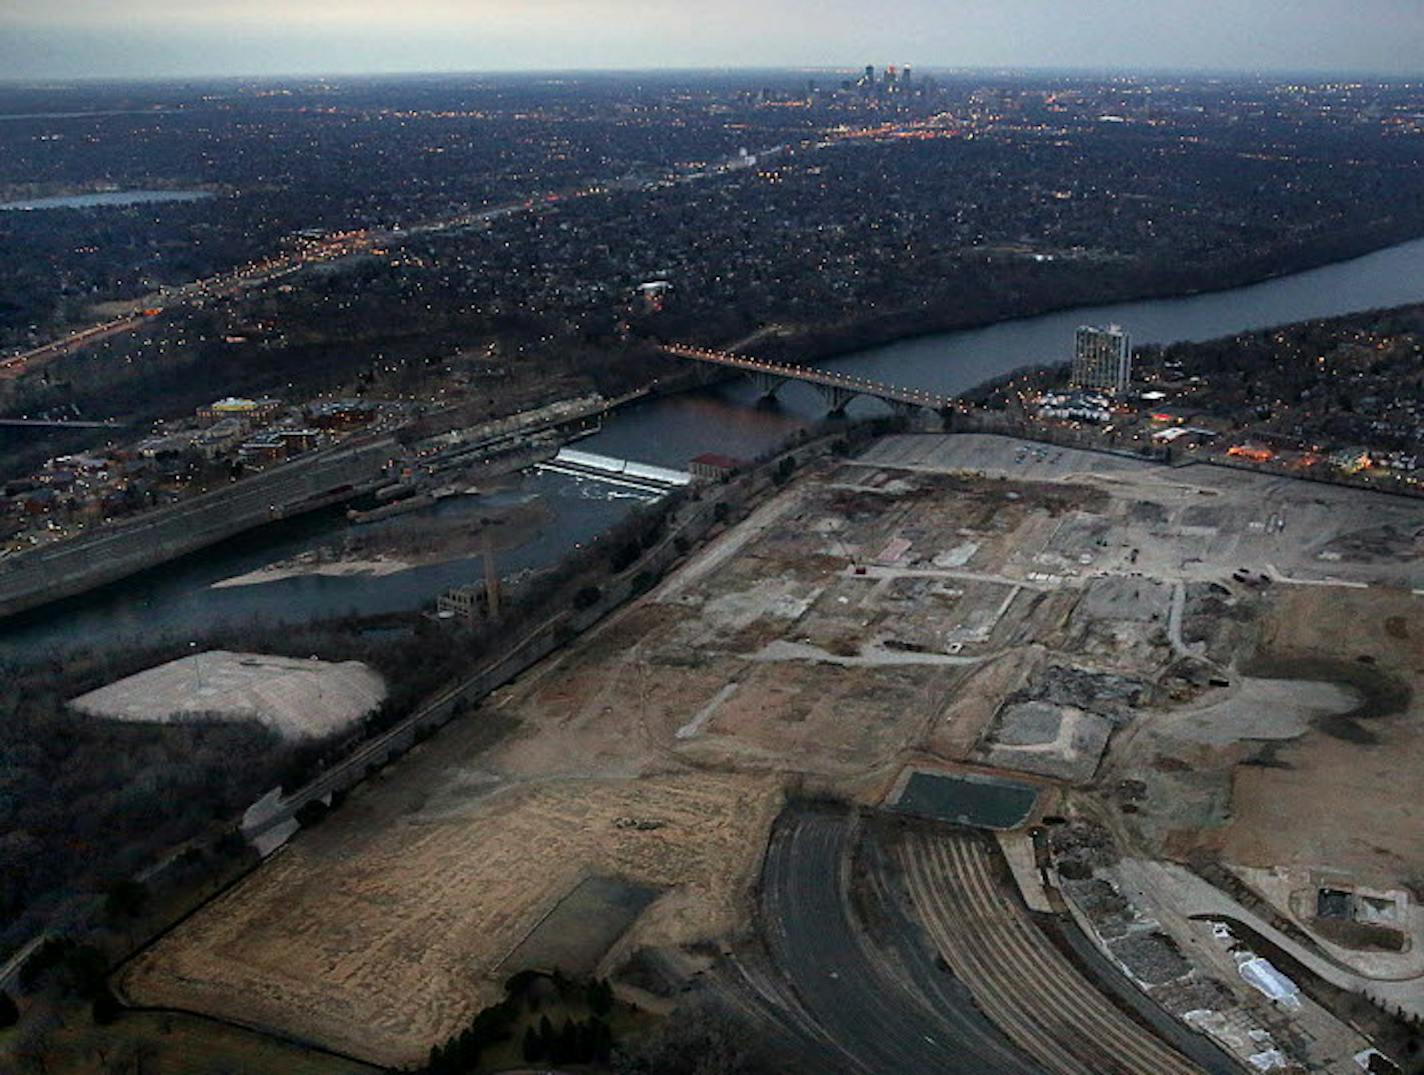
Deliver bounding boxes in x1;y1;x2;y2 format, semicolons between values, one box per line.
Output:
209;489;552;590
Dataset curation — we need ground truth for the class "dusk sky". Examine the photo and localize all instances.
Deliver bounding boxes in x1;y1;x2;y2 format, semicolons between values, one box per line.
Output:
2;0;1422;81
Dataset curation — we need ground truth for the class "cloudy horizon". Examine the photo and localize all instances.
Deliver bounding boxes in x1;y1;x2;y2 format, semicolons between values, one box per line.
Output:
3;0;1422;82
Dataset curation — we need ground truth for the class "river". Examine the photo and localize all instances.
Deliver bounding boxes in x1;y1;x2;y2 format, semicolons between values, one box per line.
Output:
4;235;1424;660
0;189;213;211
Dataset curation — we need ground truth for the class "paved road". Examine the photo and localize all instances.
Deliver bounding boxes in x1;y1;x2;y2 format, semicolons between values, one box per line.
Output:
1117;857;1424;1017
754;806;1043;1074
0;436;397;619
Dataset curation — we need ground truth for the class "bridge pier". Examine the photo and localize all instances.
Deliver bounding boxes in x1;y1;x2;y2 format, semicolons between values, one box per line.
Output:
814;384;859;413
663;343;955;417
888;400;924;419
747;371;787;399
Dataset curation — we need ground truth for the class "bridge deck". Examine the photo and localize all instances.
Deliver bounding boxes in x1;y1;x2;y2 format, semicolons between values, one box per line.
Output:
664;343;957;410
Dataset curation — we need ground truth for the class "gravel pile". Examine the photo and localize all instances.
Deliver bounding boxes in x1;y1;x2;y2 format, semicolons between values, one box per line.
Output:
1029;663;1146;723
1109;930;1194;986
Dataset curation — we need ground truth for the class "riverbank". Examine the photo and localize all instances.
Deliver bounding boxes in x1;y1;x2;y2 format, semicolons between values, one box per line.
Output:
0;436;400;622
211;557;414;589
209;492;553;589
8;232;1424;661
0;421;841;1046
757;217;1424;370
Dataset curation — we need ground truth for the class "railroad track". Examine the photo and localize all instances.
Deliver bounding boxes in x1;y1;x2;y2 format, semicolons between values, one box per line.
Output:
896;830;1202;1075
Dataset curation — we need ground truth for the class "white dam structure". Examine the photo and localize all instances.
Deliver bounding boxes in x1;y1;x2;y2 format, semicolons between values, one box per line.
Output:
537;448;692;492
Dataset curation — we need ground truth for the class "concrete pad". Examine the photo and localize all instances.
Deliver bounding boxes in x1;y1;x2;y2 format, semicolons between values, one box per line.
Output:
71;650;386;741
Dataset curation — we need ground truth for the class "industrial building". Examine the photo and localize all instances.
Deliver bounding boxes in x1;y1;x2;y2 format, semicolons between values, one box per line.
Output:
690;452;744;481
197;396;283;425
437;581;495;621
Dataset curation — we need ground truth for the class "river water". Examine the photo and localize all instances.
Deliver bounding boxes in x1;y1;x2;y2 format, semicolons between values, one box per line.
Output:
0;189;213;211
5;236;1424;660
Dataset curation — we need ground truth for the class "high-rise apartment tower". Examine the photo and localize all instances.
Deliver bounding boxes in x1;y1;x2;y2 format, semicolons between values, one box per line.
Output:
1071;324;1132;393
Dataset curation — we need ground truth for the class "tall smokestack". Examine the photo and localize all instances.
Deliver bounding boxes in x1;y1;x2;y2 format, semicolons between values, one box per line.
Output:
483;530;501;619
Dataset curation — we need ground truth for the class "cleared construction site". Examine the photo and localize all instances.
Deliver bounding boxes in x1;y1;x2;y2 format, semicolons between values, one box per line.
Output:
119;434;1424;1073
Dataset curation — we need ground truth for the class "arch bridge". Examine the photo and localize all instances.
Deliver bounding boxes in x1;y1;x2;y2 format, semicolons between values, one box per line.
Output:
663;343;957;415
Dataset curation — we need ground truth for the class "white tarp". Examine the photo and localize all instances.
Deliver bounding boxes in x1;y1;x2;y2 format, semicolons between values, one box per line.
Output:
1248;1048;1288;1071
1239;956;1302;1009
1355;1047;1400;1073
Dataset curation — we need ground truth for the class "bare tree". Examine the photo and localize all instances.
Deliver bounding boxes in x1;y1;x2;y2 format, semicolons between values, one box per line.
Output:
614;1002;780;1075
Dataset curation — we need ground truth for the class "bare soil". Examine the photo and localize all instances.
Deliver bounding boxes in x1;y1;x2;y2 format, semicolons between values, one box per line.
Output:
1217;587;1424;885
118;436;1424;1066
120;766;781;1067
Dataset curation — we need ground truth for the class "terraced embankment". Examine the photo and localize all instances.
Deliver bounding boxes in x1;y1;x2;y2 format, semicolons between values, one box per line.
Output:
893;828;1202;1075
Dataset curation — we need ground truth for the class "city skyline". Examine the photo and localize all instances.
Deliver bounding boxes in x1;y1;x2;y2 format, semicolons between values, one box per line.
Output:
4;0;1423;81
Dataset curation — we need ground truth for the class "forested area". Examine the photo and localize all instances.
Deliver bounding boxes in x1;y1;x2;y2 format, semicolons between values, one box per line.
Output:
7;73;1424;470
1137;302;1424;450
0;651;287;955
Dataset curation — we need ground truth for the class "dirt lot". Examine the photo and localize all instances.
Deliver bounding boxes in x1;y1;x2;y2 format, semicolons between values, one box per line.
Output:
122;448;1106;1065
119;434;1424;1067
1216;586;1424;885
1109;582;1424;885
120;761;780;1067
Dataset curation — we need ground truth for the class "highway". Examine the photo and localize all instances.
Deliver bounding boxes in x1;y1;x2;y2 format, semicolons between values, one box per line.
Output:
750;806;1043;1074
0;436;397;620
0;118;937;383
0;417;124;428
0;140;796;380
0;311;155;378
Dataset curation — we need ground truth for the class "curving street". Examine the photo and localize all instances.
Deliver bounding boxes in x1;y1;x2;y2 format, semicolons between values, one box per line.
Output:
746;806;1043;1074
